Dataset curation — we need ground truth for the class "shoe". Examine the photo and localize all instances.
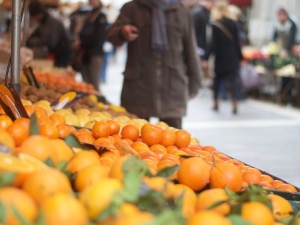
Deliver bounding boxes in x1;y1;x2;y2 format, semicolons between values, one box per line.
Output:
232;108;238;115
213;105;219;111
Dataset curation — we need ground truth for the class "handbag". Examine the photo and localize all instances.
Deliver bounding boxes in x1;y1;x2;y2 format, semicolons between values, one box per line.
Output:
71;48;85;72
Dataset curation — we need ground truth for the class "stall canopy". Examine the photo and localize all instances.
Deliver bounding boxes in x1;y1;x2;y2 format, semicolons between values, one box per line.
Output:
229;0;252;8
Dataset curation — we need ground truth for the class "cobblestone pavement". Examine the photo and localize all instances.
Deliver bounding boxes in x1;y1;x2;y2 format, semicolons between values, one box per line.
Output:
101;50;300;188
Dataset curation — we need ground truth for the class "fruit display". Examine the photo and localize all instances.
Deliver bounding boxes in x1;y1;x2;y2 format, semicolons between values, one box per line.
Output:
0;101;299;225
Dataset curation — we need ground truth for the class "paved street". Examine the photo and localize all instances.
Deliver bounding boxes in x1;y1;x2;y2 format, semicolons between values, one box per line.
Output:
101;50;300;188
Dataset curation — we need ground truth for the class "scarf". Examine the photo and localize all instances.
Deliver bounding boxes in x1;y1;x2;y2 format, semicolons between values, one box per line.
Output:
148;0;178;51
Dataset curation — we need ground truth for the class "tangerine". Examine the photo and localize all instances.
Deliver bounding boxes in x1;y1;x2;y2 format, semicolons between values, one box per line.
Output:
121;124;139;141
67;150;100;174
177;157;210;191
175;130;191;148
187;211;231;225
40;122;60;139
241;202;274;225
6;123;30;147
0;114;13;129
49;113;66;126
160;129;176;147
141;124;162;147
210;162;243;192
106;119;120;135
243;168;262;185
268;194;293;219
92;121;111;139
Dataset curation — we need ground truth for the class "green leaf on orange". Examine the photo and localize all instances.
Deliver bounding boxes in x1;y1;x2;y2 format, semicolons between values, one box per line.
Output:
0;201;6;223
64;134;90;150
156;165;179;178
227;215;253;225
0;172;16;188
29;112;40;136
12;206;33;225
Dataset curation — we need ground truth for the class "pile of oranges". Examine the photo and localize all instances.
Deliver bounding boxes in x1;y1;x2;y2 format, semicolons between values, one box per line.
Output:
0;104;299;224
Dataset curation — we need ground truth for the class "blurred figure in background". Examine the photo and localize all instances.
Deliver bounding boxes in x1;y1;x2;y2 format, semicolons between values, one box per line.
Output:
107;0;201;129
75;0;107;93
26;0;72;68
273;7;298;96
192;0;215;60
203;1;243;114
273;7;298;56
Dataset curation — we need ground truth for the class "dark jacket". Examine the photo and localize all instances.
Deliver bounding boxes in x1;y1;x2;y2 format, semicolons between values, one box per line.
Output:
192;6;210;58
79;7;107;63
26;12;72;67
273;17;297;52
107;0;201;119
204;18;243;75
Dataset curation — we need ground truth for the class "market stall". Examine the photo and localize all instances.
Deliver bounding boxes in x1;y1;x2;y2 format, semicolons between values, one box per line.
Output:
0;1;299;225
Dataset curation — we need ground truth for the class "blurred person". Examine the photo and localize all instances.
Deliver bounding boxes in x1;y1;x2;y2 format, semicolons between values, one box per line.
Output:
107;0;202;129
273;7;298;96
203;1;243;114
75;0;107;92
192;0;215;60
273;7;298;55
26;0;72;68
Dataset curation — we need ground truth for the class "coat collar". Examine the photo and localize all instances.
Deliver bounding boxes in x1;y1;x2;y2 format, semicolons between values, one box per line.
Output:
136;0;181;10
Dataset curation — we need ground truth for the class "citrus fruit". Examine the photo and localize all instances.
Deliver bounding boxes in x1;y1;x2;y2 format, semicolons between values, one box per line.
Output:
41;193;88;225
22;168;72;205
121;124;139;141
210;162;243;192
67;150;100;174
92;121;111;139
175;130;191;148
74;164;110;192
0;187;38;225
177;157;210;191
268;194;293;219
0;114;13;129
187;211;231;225
241;202;274;225
195;188;230;216
79;178;123;219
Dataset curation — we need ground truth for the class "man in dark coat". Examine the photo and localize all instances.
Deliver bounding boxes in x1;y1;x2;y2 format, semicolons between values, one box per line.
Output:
26;0;72;68
107;0;201;129
192;0;215;60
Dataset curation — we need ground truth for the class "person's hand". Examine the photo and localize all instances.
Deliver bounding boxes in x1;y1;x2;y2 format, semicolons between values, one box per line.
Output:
202;60;208;70
122;25;139;42
189;93;197;100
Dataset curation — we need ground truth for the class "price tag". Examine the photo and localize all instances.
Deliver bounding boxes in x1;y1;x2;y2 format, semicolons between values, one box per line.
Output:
51;92;82;111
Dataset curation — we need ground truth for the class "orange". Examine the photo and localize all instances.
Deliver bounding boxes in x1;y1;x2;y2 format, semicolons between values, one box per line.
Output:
106;119;120;135
18;135;54;162
35;107;48;118
109;155;130;181
92;121;111;139
270;180;285;189
14;117;30;130
41;193;88;225
113;212;154;225
49;113;66;126
75;132;96;144
75;164;110;192
22;168;72;205
131;141;150;154
141;124;162;147
261;174;273;183
6;122;30;147
243;168;262;184
210;162;243;192
57;124;72;139
0;114;13;129
0;127;15;150
175;130;191;148
149;144;167;159
268;194;293;219
276;183;297;193
169;184;197;218
160;129;176;147
79;178;123;219
67;150;100;174
0;187;38;225
121;124;139;141
195;188;230;216
241;202;274;225
24;105;36;117
37;117;52;126
177;157;210;191
51;139;74;166
187;211;231;225
40;122;60;139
